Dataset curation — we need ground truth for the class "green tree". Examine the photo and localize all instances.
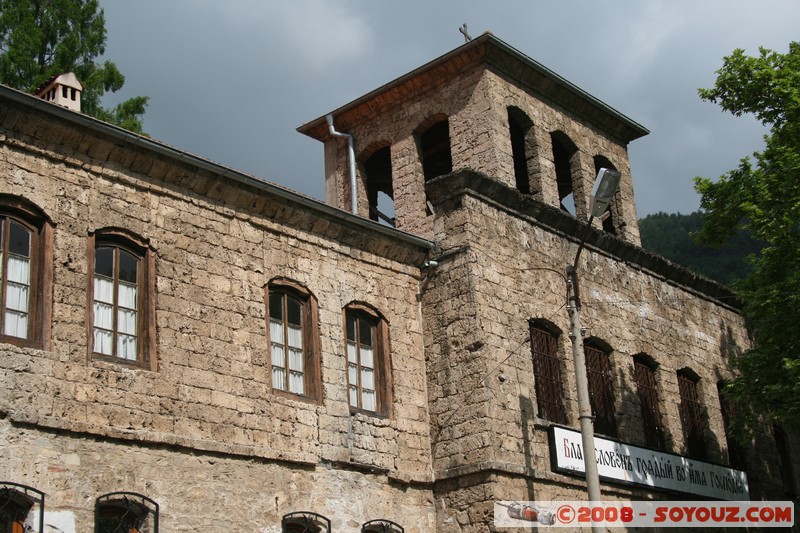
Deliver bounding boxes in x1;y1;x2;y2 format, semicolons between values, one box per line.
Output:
0;0;147;133
694;42;800;431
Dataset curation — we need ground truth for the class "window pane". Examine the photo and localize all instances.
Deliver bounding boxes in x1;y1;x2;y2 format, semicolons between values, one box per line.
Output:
94;301;113;330
117;334;137;360
347;341;358;363
349;385;359;407
118;250;138;283
289;371;304;394
346;315;356;342
271;343;286;369
288;347;304;372
359;318;372;347
95;247;114;278
118;282;137;311
94;276;114;304
348;363;358;385
6;278;29;312
361;367;375;390
118;308;137;335
7;254;30;284
94;327;113;355
287;324;303;350
269;319;285;345
360;346;374;369
272;366;286;391
269;292;283;321
287;296;302;326
362;389;376;412
9;220;30;257
3;310;27;337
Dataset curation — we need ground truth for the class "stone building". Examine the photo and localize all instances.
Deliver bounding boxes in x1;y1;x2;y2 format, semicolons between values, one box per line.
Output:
0;32;796;532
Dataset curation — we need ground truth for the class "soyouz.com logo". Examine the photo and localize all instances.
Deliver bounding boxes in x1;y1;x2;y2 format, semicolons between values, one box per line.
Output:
494;501;794;528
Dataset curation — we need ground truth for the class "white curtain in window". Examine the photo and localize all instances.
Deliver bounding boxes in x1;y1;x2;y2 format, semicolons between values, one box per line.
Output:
288;323;304;393
270;319;286;390
362;389;376;412
349;385;359;407
3;255;30;337
93;276;114;355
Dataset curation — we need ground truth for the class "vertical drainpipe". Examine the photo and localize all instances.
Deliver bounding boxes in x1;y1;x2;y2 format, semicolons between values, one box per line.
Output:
326;114;358;215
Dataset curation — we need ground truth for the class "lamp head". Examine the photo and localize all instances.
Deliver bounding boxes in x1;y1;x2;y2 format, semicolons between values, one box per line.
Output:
589;168;621;218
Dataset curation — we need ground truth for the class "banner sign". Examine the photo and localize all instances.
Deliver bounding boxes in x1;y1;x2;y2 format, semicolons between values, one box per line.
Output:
549;425;749;500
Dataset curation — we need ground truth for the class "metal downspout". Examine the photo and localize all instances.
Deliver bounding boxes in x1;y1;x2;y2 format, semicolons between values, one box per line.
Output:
326;114;358;215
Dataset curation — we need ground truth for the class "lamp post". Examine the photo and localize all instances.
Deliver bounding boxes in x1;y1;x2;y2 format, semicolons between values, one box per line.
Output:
567;168;621;532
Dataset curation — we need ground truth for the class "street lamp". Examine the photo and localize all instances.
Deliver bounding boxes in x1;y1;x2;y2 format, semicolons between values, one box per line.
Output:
566;168;620;532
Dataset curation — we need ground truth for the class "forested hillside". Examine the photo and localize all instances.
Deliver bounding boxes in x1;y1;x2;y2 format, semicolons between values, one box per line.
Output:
638;211;764;286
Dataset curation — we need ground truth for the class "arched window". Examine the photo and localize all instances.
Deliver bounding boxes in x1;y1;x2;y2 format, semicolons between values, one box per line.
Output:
344;303;391;415
507;107;535;194
0;482;45;533
89;228;155;369
529;320;566;424
550;131;579;216
633;354;666;449
362;145;395;227
677;368;706;459
362;519;404;532
267;279;320;400
584;339;617;438
417;117;452;183
95;492;158;533
593;156;619;234
0;195;53;348
282;511;331;533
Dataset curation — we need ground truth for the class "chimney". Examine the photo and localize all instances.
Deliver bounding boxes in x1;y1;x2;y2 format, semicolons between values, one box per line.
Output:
33;72;83;112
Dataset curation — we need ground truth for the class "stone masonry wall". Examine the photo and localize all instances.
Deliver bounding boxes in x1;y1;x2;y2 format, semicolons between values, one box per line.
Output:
0;99;434;529
423;172;790;531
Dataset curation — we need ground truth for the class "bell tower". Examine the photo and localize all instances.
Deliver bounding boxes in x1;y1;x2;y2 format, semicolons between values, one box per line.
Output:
298;32;648;244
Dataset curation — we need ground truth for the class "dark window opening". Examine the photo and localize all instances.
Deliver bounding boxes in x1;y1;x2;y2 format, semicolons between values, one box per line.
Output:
419;119;452;183
774;426;796;498
717;381;746;469
282;512;331;533
633;355;666;450
530;321;567;424
0;482;44;533
585;341;617;438
508;107;534;194
678;369;707;460
61;86;68;98
95;492;158;533
551;132;578;215
364;147;395;227
362;519;404;532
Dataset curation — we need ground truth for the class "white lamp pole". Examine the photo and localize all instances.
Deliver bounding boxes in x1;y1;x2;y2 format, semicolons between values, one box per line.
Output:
567;168;621;533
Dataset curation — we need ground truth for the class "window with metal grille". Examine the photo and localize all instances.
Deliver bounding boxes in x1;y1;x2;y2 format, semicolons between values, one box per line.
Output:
282;511;331;533
345;303;391;415
585;341;617;438
677;369;706;459
717;381;746;469
89;229;155;369
95;492;158;533
529;321;567;424
0;195;53;349
0;482;45;533
268;280;320;400
362;519;404;532
633;355;666;449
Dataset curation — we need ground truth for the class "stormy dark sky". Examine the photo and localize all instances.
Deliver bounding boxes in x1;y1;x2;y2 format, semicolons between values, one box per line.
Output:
99;0;799;217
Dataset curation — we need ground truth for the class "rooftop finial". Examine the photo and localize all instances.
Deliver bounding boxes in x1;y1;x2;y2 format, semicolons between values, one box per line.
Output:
459;23;472;43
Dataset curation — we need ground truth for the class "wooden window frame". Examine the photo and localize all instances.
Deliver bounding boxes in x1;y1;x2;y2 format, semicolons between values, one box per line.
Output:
266;278;321;402
343;302;392;417
677;368;707;460
87;228;156;371
633;354;667;450
529;320;567;424
0;195;53;350
584;339;617;438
